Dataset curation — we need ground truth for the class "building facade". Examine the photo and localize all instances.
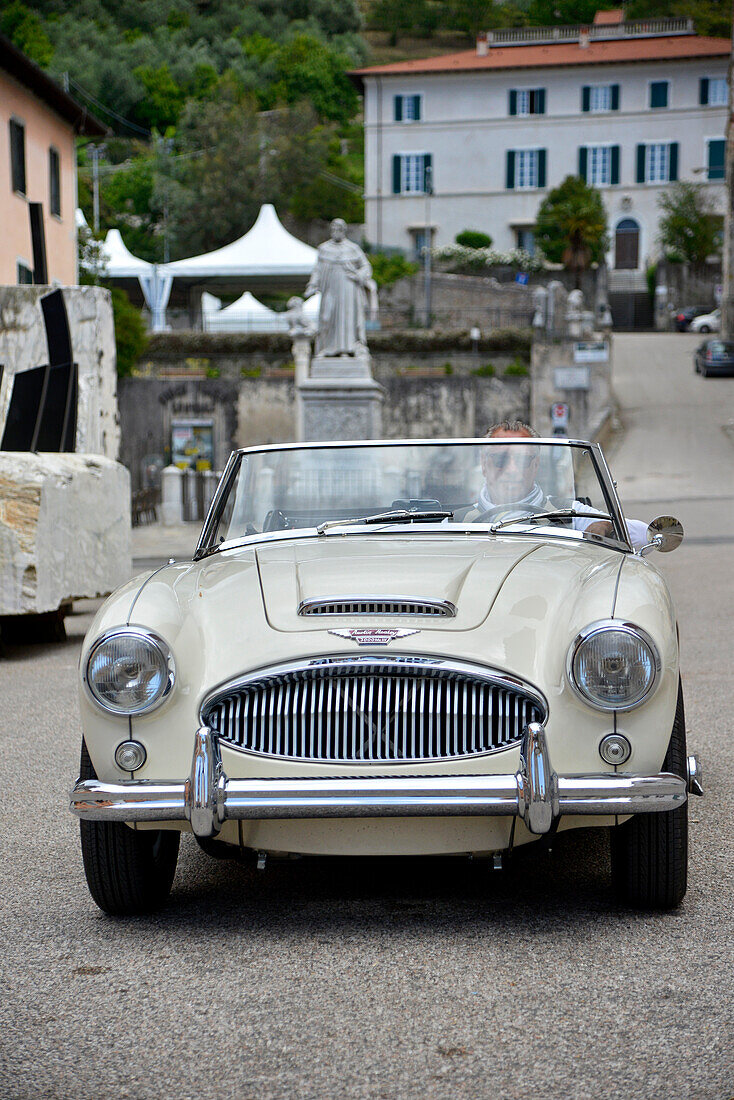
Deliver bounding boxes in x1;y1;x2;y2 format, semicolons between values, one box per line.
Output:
354;12;730;272
0;34;105;286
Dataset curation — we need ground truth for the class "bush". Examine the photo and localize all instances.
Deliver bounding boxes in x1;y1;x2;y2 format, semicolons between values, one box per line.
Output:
368;252;419;287
109;287;148;377
471;363;495;377
504;358;529;376
455;230;493;249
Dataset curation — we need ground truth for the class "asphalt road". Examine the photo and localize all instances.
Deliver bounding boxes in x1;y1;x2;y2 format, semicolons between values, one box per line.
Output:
1;333;732;1100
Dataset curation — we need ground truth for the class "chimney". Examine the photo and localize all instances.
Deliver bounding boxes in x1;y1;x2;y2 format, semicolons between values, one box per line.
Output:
477;33;489;56
579;28;590;47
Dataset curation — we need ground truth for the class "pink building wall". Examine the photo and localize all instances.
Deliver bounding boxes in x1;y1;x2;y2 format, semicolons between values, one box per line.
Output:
0;71;78;285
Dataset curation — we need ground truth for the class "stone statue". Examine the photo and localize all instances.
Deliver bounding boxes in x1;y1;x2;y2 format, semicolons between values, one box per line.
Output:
305;218;373;356
284;296;315;337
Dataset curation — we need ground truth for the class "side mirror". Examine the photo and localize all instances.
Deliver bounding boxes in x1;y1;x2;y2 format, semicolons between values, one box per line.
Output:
638;516;684;557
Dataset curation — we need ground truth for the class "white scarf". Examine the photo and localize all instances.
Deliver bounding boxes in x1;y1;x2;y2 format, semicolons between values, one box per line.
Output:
477;481;545;520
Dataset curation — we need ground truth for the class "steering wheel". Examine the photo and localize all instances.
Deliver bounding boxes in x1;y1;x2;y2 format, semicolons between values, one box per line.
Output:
262;509;292;532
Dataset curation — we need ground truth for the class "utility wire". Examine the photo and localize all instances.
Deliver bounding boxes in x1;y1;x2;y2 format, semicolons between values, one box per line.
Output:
68;76;152;136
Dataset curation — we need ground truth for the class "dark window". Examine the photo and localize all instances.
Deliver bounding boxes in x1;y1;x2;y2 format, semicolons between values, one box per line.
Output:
649;81;668;109
707;139;725;180
17;261;33;284
49;147;61;216
10;119;26;195
392;153;431;194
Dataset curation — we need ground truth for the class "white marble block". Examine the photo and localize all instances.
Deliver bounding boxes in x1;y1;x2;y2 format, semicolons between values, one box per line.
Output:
0;452;131;616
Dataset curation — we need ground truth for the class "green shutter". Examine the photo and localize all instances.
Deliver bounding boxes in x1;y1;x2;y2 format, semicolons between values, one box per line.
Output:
537;88;546;115
611;145;620;185
650;81;668;109
423;153;432;193
392;155;401;193
537;148;546;188
699;78;709;105
611;84;620;110
506;149;515;189
578;146;588;182
581;86;590;112
636;144;646;183
413;94;421;121
708;138;725;180
509;89;517;116
668;142;678;181
394;95;402;122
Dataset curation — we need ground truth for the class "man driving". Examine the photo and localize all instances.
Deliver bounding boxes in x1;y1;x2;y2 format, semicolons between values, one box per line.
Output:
464;420;648;550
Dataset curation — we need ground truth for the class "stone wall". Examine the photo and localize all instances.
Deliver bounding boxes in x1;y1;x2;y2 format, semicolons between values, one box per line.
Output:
119;374;530;490
0;285;120;459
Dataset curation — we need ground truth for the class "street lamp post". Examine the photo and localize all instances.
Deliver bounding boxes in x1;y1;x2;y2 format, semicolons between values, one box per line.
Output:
424;163;433;328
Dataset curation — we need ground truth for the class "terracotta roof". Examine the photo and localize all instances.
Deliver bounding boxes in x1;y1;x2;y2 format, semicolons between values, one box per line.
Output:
0;33;107;135
593;10;623;25
351;35;730;82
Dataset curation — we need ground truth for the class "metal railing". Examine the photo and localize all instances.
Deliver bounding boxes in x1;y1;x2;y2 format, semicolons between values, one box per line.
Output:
484;17;693;47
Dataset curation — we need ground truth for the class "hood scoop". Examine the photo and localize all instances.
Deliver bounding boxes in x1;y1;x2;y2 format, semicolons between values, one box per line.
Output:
298;596;456;618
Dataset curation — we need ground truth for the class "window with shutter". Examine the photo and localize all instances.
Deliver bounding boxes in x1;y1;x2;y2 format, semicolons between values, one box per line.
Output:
649;81;669;109
49;148;61;217
708;78;727;106
10;119;26;196
707;139;725;180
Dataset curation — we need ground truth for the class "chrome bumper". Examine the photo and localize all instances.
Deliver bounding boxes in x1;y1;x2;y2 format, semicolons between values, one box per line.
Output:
70;724;702;839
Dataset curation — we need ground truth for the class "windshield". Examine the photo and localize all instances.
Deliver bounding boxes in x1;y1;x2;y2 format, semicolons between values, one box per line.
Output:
206;441;626;548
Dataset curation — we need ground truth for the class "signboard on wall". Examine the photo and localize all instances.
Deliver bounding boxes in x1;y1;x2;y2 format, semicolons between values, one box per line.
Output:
573;340;609;363
171;419;214;471
553;366;590;391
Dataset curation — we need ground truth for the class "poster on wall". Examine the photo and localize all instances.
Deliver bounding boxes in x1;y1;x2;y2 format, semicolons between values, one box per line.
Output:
171;419;214;471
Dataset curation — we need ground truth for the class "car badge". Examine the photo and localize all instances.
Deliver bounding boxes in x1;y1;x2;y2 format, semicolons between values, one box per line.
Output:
328;628;420;647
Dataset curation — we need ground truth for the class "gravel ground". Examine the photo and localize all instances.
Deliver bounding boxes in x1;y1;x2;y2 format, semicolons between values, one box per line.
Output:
0;334;732;1100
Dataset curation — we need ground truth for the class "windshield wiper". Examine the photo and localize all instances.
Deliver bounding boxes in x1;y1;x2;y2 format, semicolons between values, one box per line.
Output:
489;509;612;534
317;509;453;535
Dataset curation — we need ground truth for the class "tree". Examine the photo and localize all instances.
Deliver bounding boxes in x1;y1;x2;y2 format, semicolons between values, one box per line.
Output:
535;175;609;286
657;181;722;265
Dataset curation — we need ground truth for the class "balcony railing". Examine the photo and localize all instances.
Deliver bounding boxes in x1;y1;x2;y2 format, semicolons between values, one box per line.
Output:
482;17;694;49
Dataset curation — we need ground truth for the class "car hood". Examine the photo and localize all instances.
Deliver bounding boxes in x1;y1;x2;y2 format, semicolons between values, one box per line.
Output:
255;537;540;631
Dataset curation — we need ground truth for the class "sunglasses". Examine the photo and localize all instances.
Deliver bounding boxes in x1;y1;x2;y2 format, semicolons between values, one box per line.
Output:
486;449;537;470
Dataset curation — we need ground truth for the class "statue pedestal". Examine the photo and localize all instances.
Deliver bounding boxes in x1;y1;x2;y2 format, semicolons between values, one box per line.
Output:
298;377;384;441
297;349;383;441
309;352;373;380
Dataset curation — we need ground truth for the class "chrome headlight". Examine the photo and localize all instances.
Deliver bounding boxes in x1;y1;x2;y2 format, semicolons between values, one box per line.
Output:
84;628;175;715
567;620;660;711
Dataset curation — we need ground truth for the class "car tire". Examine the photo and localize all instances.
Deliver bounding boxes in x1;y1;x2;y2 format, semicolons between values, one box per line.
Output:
79;739;180;915
611;680;688;909
699;325;710;333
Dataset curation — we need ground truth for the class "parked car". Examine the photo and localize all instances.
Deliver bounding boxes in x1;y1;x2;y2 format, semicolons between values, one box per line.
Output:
70;438;702;915
694;338;734;376
689;308;721;333
674;305;709;332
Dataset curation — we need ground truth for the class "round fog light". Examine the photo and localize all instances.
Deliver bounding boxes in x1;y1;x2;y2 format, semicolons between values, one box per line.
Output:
115;740;147;772
599;733;631;766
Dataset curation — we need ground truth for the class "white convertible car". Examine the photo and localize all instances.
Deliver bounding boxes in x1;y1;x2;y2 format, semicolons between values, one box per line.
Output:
71;438;702;914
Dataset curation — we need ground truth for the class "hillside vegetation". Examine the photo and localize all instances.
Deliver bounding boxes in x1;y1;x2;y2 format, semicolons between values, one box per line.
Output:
2;0;729;263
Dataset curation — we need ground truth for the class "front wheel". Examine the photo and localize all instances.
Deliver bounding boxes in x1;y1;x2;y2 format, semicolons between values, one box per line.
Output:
699;325;711;333
611;681;688;909
78;740;180;915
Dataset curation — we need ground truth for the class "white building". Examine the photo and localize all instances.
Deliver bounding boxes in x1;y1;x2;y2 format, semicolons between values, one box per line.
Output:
353;10;729;273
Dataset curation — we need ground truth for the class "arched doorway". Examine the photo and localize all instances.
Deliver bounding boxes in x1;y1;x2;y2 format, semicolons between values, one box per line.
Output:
615;218;640;270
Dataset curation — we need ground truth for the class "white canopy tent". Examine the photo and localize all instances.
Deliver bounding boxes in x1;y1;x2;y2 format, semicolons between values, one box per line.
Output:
165;204;317;284
203;290;287;333
100;229;173;332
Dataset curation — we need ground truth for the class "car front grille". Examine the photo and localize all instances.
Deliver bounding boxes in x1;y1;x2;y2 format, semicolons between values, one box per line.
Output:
202;659;545;763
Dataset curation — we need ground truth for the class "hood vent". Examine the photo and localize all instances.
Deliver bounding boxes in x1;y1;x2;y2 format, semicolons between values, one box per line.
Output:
298;597;456;618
